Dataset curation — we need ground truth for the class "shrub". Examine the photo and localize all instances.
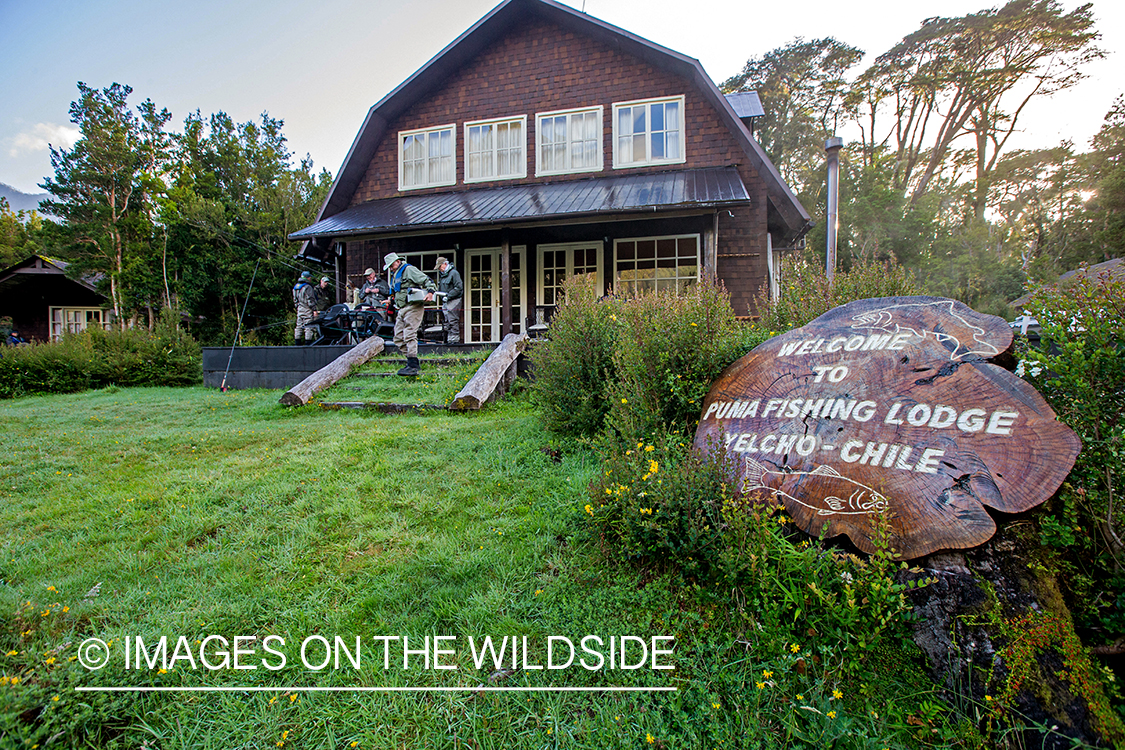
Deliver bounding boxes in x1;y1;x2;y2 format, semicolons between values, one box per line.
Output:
754;253;919;332
1022;269;1125;638
0;311;201;398
602;280;751;447
530;274;621;438
586;437;919;667
587;437;730;579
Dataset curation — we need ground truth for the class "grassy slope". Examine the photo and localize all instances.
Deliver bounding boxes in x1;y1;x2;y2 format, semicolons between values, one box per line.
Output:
0;384;943;749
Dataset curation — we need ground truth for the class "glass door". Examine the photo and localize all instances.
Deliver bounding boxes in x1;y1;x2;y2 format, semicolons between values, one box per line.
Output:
465;247;527;343
466;250;499;344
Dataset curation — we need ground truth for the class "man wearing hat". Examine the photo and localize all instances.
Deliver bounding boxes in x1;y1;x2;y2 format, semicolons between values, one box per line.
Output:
383;252;436;376
292;270;319;345
314;276;333;312
435;256;463;344
358;267;389;308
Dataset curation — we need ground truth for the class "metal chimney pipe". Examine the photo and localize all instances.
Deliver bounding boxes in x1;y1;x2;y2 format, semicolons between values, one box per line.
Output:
825;137;843;285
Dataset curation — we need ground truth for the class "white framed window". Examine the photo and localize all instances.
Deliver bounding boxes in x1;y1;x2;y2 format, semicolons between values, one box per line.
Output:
612;96;685;168
50;307;106;341
613;235;699;296
464;116;527;183
399;251;448;285
537;242;603;309
536;106;602;176
399;124;456;190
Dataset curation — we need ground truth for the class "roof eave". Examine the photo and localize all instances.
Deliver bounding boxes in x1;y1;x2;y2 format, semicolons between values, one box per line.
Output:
289;198;749;242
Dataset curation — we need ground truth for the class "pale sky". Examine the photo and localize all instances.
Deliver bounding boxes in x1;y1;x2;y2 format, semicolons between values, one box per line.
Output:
0;0;1121;195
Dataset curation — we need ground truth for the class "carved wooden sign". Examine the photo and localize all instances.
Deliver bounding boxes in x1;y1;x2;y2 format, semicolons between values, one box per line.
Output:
694;296;1080;560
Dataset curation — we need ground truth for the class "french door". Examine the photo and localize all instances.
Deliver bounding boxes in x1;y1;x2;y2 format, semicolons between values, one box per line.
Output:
465;247;525;343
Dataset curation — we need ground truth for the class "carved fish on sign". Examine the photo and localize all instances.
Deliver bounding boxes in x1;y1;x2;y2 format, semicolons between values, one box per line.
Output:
744;457;889;517
696;296;1080;560
849;300;1001;361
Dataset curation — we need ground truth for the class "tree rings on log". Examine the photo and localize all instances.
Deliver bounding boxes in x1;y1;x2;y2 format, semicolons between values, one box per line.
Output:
694;296;1080;560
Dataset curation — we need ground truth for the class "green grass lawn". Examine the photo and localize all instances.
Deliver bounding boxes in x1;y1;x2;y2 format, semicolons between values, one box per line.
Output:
0;383;955;749
318;354;489;406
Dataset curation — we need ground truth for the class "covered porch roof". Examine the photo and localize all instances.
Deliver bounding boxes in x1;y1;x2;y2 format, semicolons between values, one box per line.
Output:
290;167;750;241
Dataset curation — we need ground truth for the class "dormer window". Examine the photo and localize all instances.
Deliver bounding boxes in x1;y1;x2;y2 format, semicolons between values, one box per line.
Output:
465;116;527;183
399;124;456;190
612;96;685;168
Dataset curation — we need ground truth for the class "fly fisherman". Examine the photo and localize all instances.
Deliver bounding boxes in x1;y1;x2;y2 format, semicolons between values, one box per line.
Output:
358;267;389;307
434;256;463;344
383;252;435;376
292;271;319;345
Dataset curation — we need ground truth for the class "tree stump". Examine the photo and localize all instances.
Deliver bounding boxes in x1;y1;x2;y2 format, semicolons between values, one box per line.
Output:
279;336;385;406
694;296;1080;559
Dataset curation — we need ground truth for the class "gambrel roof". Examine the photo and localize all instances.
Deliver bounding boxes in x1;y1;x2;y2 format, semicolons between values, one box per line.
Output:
301;0;810;245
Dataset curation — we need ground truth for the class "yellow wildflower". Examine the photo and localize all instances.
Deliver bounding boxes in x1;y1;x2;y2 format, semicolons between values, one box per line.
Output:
832;688;843;700
763;670;773;678
827;710;836;719
790;643;800;653
646;733;655;744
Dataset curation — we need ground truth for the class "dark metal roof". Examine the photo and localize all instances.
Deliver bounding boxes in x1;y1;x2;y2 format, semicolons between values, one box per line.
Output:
310;0;810;245
725;91;764;120
291;168;749;240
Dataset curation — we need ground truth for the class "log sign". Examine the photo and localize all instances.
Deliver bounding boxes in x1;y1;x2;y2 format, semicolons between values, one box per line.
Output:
693;296;1080;560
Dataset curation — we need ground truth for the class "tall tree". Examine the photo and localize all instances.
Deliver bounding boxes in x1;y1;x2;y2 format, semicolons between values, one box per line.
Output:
722;38;863;191
854;0;1101;218
39;83;171;322
164;110;331;343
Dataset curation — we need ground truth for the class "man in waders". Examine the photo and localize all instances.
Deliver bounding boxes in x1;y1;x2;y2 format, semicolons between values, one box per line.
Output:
383;253;436;376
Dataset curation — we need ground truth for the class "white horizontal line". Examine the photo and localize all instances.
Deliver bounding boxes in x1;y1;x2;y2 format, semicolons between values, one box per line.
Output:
76;686;677;693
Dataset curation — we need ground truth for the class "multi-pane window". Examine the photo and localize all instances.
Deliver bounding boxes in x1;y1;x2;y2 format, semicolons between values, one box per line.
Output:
50;307;105;341
399;125;456;190
614;235;699;295
465;116;527;183
612;96;685;168
536;107;602;175
538;243;601;309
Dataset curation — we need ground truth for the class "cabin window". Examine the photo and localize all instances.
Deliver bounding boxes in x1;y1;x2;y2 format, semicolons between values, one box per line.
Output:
399;124;456;190
465;116;527;183
613;235;699;295
536;107;602;176
50;307;105;341
537;242;603;311
612;96;685;168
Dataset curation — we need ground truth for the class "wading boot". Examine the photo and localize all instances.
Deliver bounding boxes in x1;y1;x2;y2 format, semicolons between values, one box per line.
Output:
398;356;420;377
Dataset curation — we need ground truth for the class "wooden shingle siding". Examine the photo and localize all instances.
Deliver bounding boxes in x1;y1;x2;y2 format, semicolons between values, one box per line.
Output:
347;15;768;308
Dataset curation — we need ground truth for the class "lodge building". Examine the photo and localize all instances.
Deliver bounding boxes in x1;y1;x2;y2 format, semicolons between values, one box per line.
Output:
289;0;811;343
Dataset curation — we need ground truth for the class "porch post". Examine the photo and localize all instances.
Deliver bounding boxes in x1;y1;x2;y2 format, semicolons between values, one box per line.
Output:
703;212;718;282
501;229;512;336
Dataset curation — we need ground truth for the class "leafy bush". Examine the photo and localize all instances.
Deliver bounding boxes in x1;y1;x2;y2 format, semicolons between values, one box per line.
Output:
0;311;201;398
754;253;919;332
602;281;753;446
530;274;622;438
1022;268;1125;639
586;437;920;668
587;437;728;578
